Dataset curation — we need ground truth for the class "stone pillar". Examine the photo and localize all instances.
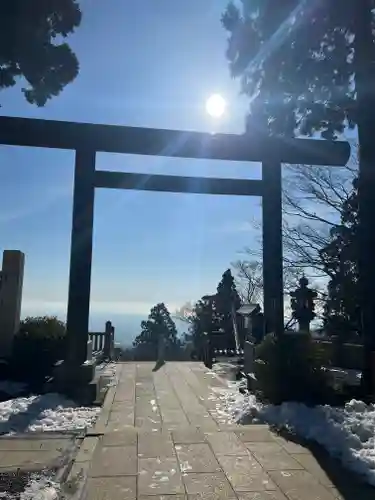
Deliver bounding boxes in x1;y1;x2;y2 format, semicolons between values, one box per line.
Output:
86;340;93;361
104;321;114;360
244;340;255;375
55;149;96;399
0;250;25;358
65;148;96;367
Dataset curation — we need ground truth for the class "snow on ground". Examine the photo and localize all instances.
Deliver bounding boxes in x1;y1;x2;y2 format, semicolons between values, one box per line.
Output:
324;366;362;388
20;474;59;500
207;364;375;486
0;362;117;436
96;362;118;388
0;393;100;435
209;362;239;379
0;471;59;500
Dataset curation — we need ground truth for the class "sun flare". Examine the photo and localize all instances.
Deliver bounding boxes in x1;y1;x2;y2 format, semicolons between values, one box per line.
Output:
206;94;226;118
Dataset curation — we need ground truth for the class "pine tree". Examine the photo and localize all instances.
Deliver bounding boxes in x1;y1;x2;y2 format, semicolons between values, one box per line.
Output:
320;180;360;340
1;0;81;105
133;303;178;359
189;296;220;357
215;269;241;344
221;1;369;139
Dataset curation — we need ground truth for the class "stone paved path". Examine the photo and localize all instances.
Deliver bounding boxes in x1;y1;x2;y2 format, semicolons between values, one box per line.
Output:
71;362;374;500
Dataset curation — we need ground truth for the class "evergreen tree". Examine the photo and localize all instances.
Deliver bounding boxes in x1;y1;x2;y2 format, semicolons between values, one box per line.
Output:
320;180;360;340
133;303;178;359
1;0;81;105
189;296;220;357
215;269;241;343
221;1;369;139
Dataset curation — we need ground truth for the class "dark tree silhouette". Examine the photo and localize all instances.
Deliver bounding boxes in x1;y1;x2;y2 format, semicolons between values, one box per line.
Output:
222;0;375;394
188;296;220;358
221;1;363;139
133;303;179;359
320;180;360;340
1;0;82;105
215;269;241;340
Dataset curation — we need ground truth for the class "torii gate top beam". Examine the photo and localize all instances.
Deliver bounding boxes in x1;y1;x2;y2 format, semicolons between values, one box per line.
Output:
0;116;350;166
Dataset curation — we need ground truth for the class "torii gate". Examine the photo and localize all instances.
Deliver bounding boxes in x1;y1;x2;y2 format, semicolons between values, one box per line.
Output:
0;116;350;388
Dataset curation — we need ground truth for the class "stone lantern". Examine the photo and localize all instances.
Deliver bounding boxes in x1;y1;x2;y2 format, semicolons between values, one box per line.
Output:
290;277;317;333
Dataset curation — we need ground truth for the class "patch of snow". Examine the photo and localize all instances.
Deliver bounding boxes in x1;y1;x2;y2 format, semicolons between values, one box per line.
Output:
0;393;100;435
21;474;59;500
323;366;362;388
0;381;27;397
207;362;240;382
96;362;118;388
0;473;59;500
150;399;158;413
208;380;375;486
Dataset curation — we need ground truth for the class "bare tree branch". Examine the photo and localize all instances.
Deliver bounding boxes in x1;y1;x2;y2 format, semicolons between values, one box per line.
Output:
231;260;263;304
232;146;358;321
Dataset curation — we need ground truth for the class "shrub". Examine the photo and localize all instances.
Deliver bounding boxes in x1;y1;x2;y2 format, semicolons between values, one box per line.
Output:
254;333;333;405
9;316;67;388
19;316;66;339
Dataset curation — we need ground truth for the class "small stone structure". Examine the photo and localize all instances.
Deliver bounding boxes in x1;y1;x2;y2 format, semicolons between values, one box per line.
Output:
0;250;25;358
237;303;265;344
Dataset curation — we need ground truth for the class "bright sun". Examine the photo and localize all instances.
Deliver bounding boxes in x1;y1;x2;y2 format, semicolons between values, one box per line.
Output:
206;94;226;118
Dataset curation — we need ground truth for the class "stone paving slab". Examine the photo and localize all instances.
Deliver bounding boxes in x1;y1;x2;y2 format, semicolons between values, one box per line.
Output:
235;427;276;443
0;436;70;452
217;454;276;493
71;362;375;500
171;428;206;444
138;495;188;500
0;433;77;472
108;409;135;427
236;492;287;500
0;450;60;470
89;445;137;477
291;453;335;488
102;430;137;447
138;431;175;458
273;436;310;455
138;496;186;500
268;470;338;500
175;443;222;473
205;431;249;456
246;442;304;472
182;471;237;499
138;457;184;496
85;476;137;500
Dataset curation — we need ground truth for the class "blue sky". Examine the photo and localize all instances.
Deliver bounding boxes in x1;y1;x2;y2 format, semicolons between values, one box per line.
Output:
0;0;263;329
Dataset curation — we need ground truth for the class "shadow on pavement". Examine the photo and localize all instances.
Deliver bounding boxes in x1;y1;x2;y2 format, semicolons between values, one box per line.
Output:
277;428;375;499
152;360;166;372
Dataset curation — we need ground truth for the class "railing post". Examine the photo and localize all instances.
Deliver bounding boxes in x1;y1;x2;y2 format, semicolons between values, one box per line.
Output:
104;321;112;360
86;340;93;361
262;160;284;338
111;325;115;359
